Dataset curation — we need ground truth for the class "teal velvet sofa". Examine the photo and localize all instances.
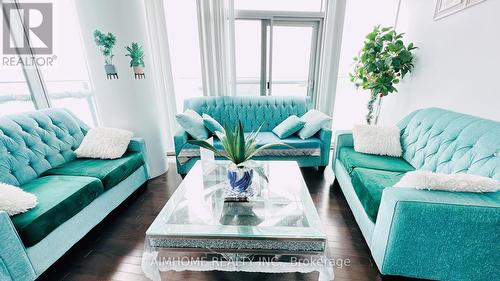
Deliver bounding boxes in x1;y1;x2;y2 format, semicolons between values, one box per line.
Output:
332;108;500;280
174;96;332;175
0;109;149;281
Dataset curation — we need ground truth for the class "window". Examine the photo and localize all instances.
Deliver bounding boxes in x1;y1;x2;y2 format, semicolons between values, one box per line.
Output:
234;0;323;12
40;0;98;125
0;0;35;115
234;20;262;96
271;23;317;96
0;0;99;125
162;1;324;105
234;13;322;98
164;0;204;113
0;66;35;115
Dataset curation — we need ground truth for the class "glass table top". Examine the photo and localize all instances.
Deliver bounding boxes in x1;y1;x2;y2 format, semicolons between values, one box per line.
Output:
146;161;326;241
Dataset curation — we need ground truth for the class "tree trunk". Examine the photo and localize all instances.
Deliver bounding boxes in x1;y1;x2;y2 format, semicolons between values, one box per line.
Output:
366;94;383;125
366;94;377;125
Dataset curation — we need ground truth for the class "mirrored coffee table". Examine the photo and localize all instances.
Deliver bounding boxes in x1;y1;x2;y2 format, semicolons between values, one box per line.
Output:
141;161;333;280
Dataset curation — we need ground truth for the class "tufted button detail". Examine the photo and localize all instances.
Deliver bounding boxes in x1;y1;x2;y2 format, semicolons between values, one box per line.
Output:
399;108;500;180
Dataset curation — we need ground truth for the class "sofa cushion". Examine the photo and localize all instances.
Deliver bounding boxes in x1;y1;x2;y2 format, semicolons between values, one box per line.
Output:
255;132;322;149
11;175;104;247
339;147;415;174
350;168;405;222
42;152;144;190
184;132;322;150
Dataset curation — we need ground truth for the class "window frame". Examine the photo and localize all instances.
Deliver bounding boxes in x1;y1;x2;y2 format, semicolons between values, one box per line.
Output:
234;10;324;100
0;0;99;125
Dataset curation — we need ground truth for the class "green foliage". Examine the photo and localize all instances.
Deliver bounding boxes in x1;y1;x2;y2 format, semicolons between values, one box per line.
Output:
125;42;145;67
93;30;116;65
188;121;289;181
349;26;417;98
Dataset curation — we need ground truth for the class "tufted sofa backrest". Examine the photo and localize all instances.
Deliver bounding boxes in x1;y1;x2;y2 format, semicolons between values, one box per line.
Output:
398;108;500;180
184;96;311;132
0;109;88;186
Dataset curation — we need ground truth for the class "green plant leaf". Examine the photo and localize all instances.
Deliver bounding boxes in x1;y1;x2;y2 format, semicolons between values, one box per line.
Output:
222;123;236;162
245;142;292;160
235;121;245;164
186;139;227;159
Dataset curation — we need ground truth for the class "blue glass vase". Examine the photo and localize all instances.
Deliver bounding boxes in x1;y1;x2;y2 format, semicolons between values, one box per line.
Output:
227;164;254;192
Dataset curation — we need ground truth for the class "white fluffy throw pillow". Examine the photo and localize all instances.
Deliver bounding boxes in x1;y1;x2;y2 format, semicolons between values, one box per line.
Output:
0;183;38;216
395;171;500;193
353;124;402;157
75;127;133;159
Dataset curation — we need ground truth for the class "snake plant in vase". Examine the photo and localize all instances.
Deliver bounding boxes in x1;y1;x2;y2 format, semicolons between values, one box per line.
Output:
188;121;287;196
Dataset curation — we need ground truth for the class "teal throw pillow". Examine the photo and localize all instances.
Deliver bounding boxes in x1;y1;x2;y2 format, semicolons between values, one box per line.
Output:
272;115;305;139
176;110;209;140
202;114;224;134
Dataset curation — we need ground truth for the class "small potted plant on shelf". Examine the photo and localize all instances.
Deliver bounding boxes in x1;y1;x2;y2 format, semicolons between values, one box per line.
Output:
93;30;118;79
125;42;145;79
349;26;417;124
188;121;287;200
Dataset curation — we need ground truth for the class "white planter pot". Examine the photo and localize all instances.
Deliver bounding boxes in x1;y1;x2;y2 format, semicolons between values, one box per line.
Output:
133;66;144;74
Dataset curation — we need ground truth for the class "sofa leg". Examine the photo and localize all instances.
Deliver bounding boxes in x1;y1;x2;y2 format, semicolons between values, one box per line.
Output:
333;178;340;189
380;274;419;281
317;166;326;174
180;173;186;179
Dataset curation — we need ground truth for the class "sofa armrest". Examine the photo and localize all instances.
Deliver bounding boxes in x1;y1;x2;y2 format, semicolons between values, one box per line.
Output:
332;130;353;167
126;137;149;178
127;137;146;153
174;128;190;173
371;187;500;280
174;128;189;155
316;128;332;166
0;211;37;281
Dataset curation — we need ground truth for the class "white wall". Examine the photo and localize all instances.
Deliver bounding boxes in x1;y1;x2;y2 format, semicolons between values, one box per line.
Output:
332;0;400;130
75;0;169;177
333;0;500;128
380;0;500;124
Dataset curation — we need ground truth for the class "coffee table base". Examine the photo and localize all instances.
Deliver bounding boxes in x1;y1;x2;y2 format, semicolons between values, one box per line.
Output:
141;249;334;281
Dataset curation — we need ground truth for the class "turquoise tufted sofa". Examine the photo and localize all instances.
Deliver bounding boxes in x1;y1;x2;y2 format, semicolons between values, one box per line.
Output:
0;109;149;281
332;108;500;280
174;96;332;175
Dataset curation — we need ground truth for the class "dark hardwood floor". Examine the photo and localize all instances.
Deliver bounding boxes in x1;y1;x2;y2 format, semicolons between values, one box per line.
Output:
38;161;418;281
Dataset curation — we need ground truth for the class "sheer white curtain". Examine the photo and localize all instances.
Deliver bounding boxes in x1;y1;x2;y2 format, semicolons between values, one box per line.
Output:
196;0;236;96
316;0;347;116
144;0;178;151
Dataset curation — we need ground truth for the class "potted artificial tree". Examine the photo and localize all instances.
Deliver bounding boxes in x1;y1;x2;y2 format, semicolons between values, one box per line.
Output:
188;121;287;200
93;30;118;79
349;26;417;124
125;42;145;79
